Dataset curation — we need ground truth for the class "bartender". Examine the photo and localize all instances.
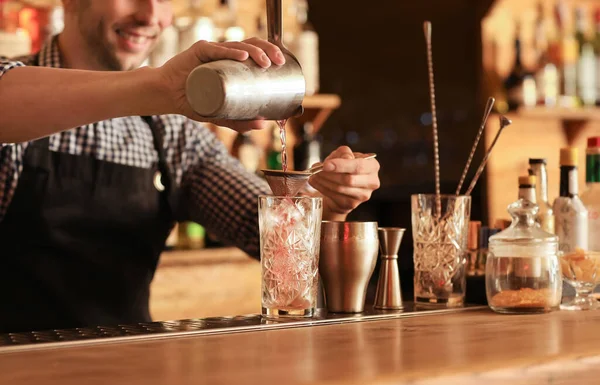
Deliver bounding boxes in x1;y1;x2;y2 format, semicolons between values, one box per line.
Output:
0;0;380;333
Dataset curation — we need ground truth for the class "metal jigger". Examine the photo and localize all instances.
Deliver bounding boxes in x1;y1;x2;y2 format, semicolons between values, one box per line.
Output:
374;228;405;310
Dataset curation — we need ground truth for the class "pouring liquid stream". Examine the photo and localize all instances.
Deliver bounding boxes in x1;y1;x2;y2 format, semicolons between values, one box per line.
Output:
276;119;290;196
277;119;288;173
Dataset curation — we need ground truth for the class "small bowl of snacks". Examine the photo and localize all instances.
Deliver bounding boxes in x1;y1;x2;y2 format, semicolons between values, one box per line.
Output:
560;249;600;311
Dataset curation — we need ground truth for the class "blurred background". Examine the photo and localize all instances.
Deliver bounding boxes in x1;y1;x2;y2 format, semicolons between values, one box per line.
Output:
1;0;599;318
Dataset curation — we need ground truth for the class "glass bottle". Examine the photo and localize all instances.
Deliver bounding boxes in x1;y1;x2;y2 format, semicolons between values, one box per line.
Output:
504;22;527;111
581;137;600;251
232;132;261;174
289;0;319;96
477;227;500;276
556;1;579;107
594;8;600;106
486;200;561;314
528;158;555;234
553;147;588;254
293;122;321;171
267;123;283;170
177;0;215;53
518;175;536;203
534;1;560;107
467;221;481;276
575;7;597;107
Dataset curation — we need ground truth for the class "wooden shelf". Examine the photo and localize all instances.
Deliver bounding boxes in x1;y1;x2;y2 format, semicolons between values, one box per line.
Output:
302;94;342;111
515;106;600;146
516;106;600;122
293;93;342;134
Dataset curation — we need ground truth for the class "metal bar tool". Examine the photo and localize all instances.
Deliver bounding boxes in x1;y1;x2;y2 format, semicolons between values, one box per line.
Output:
374;227;405;310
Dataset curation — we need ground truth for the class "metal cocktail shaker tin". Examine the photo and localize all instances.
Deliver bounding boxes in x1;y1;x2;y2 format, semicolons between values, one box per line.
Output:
185;0;306;121
319;221;379;313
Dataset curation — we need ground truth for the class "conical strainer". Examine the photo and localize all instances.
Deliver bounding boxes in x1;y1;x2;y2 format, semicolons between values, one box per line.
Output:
262;153;376;196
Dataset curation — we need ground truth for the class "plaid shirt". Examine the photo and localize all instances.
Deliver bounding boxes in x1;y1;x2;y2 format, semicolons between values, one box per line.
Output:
0;37;269;258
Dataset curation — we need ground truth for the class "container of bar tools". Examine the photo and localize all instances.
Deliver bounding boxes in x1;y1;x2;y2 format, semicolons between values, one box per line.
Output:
185;0;306;120
374;228;405;310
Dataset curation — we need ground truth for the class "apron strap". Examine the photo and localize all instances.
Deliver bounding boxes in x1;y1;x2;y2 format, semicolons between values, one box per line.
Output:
24;136;51;169
140;116;182;221
141;116;171;190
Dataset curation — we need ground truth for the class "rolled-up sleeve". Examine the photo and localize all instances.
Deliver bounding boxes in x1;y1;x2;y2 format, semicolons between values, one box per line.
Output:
178;120;270;259
0;58;24;80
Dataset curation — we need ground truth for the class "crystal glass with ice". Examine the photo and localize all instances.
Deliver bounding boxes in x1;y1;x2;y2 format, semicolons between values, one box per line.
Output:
259;195;323;318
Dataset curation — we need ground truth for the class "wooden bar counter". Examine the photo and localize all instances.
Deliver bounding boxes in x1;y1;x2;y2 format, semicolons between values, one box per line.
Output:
2;307;600;385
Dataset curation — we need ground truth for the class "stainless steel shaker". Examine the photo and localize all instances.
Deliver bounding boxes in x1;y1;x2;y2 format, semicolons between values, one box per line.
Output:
185;0;306;121
319;221;379;313
374;228;405;310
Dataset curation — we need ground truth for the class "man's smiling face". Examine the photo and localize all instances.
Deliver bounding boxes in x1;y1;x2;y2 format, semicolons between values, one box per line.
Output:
73;0;173;71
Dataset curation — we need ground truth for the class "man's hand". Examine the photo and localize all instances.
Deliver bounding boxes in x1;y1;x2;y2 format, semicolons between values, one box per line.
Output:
158;38;285;132
308;146;381;221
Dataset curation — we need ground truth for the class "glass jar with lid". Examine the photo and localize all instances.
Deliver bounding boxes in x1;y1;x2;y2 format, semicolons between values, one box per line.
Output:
485;199;562;314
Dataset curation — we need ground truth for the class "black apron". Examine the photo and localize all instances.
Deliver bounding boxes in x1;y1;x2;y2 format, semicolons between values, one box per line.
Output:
0;116;178;333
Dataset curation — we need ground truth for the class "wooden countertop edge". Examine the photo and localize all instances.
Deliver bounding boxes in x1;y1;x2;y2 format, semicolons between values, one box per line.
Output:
319;308;600;385
402;353;600;385
365;310;600;385
340;328;600;385
5;309;600;384
339;355;600;385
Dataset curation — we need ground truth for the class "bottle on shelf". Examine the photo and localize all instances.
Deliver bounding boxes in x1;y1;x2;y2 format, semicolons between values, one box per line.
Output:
594;8;600;106
574;6;588;55
552;147;588;254
293;122;321;171
555;1;579;107
149;25;179;67
518;174;537;203
176;222;189;249
534;1;559;108
528;158;555;234
266;123;283;171
164;223;179;251
0;1;31;57
231;132;261;174
255;14;267;40
186;222;206;249
467;221;481;276
288;0;319;96
581;137;600;251
504;22;531;111
477;227;500;276
177;0;215;52
575;6;597;107
212;0;244;42
171;222;206;250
